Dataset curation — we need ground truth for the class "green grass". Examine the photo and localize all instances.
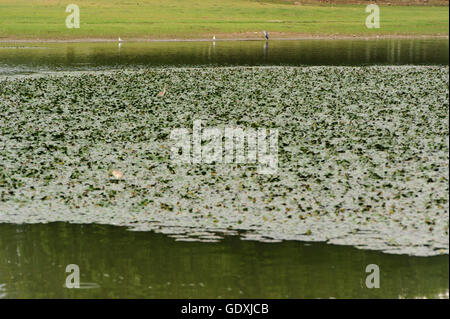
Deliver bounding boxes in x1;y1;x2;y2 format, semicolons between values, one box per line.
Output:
0;0;448;39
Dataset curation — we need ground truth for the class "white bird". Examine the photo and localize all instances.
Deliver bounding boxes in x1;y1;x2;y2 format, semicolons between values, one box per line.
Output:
213;35;216;41
118;37;123;42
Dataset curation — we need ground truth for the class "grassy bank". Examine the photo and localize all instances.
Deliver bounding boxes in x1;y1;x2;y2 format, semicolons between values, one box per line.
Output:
0;0;448;40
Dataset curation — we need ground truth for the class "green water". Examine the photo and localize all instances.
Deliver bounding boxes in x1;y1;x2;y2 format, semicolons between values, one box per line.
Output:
0;39;448;299
0;223;447;298
0;39;448;75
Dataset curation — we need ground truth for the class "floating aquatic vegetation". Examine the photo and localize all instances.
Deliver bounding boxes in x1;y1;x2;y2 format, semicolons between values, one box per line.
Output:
0;66;448;256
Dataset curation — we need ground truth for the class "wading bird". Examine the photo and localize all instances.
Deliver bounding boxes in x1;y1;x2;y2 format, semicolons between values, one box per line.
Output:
213;35;216;41
263;30;269;41
118;37;123;42
157;84;167;97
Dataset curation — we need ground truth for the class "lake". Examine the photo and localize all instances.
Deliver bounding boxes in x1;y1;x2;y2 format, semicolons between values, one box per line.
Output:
0;38;448;299
0;223;448;298
0;38;448;75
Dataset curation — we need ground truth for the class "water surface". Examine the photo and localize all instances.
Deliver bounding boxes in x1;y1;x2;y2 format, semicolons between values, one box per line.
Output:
0;38;448;299
0;223;448;298
0;39;448;75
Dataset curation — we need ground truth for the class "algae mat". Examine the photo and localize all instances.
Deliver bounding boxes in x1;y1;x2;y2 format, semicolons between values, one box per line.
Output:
0;66;448;256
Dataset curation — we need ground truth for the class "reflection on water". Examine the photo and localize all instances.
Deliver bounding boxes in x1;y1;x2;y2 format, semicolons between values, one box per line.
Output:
0;223;448;298
0;39;448;75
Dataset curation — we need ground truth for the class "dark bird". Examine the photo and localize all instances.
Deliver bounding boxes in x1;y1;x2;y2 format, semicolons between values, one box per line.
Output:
263;30;269;40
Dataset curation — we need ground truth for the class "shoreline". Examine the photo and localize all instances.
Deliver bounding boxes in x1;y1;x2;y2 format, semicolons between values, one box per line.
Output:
0;34;448;43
